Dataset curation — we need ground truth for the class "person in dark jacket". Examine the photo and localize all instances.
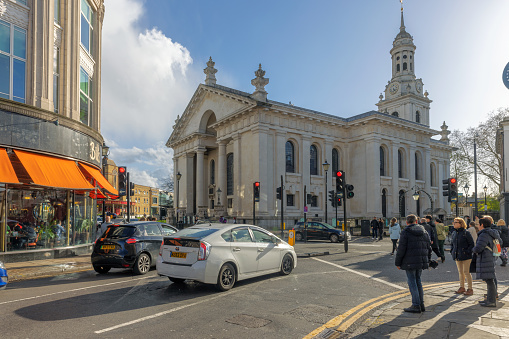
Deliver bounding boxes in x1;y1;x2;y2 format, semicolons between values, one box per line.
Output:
371;217;378;240
473;217;503;307
395;214;432;313
378;218;384;240
495;219;508;267
425;215;442;261
450;218;475;295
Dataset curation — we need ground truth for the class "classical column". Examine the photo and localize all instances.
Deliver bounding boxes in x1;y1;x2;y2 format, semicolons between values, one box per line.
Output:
302;136;311;214
217;140;227;209
365;137;381;215
185;153;195;215
424;149;432;213
409;146;417;214
438;159;445;211
323;139;333;220
196;147;206;217
233;134;242;215
391;142;400;217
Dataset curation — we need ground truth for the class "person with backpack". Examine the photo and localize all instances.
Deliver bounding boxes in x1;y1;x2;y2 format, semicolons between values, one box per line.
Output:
495;219;509;267
389;217;401;255
435;218;447;263
473;217;503;307
450;218;475;295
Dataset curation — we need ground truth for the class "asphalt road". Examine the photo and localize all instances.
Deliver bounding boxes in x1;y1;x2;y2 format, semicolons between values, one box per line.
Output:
1;238;508;338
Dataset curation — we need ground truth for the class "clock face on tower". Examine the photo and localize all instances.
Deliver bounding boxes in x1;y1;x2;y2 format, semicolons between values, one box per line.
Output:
389;82;399;94
416;82;422;93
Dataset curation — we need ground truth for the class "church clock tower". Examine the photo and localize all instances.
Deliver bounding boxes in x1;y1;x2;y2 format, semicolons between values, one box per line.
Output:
376;6;431;126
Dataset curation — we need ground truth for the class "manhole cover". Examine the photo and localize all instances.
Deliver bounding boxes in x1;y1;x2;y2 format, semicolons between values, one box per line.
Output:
225;314;271;328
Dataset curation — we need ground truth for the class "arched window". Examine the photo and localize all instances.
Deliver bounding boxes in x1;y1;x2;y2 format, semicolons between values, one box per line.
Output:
403;62;407;71
210;160;215;185
399;190;406;217
285;141;295;173
392;112;399;117
397;64;400;72
416;111;420;123
398;150;403;178
382;189;387;218
332;148;339;173
310;145;318;175
227;153;234;195
380;147;386;176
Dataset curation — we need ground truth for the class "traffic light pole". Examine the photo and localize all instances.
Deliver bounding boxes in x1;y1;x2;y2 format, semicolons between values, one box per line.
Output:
304;185;307;243
253;191;256;226
342;177;348;253
127;172;131;222
280;175;284;239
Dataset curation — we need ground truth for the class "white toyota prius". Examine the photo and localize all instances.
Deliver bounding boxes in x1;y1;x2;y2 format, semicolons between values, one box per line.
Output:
156;223;297;291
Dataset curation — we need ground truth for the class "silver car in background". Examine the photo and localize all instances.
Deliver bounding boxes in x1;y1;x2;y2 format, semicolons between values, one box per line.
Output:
156;223;297;291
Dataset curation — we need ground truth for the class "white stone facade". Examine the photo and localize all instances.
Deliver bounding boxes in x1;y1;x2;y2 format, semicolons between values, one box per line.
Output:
167;11;454;226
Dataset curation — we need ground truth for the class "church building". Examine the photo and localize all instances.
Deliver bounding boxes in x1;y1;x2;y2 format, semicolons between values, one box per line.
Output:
166;9;454;226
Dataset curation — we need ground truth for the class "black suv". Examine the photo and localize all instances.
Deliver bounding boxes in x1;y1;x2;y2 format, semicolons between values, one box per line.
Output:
92;221;178;275
293;221;347;243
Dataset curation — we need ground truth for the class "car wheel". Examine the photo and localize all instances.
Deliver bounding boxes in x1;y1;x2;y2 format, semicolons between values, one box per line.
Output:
93;265;110;274
133;253;151;275
280;254;294;275
169;277;185;284
295;232;303;241
330;234;340;243
216;263;235;291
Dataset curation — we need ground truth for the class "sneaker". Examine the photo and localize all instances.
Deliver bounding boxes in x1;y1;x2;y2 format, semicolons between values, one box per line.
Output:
479;301;497;308
404;305;422;313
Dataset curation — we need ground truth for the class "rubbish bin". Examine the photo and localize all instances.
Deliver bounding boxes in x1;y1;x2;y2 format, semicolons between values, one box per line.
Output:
361;220;371;236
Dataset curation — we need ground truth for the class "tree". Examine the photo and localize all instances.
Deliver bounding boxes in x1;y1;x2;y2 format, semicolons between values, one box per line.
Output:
449;108;509;194
160;176;174;192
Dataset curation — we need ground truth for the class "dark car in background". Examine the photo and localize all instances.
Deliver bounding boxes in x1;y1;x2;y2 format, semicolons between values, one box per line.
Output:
293;222;351;243
91;221;178;275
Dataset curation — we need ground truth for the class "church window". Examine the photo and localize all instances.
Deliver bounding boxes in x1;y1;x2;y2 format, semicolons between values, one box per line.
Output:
410;63;413;71
403;55;407;59
380;147;385;176
416;111;420;123
382;189;387;218
310;195;318;207
398;150;404;178
210;160;215;185
396;56;400;61
410;55;412;59
392;112;399;117
397;64;400;72
287;194;294;207
310;145;318;175
415;153;421;180
399;190;406;217
227;153;234;195
430;163;436;186
332;148;339;173
403;62;407;71
285;141;295;173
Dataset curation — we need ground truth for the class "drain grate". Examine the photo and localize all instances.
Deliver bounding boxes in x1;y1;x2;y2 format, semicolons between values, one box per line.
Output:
225;314;272;328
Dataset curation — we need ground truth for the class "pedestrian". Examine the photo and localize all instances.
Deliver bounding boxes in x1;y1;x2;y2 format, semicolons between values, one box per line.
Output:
370;217;378;240
450;218;475;295
473;217;502;307
395;214;432;313
233;217;237;224
465;216;471;228
99;215;111;238
467;221;478;243
389;217;401;255
495;219;509;267
435;218;446;262
425;215;442;261
378;218;384;240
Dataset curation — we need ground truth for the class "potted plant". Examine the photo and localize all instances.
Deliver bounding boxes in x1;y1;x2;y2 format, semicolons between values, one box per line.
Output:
39;223;56;248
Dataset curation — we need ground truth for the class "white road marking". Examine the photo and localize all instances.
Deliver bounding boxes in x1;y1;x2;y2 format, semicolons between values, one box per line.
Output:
312;257;405;290
0;276;151;305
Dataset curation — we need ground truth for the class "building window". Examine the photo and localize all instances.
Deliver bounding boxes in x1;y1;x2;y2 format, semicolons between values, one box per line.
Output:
310;195;318;207
287;194;294;207
210;200;215;209
285;141;295;173
380;147;385;176
228;198;233;208
382;189;387;218
310;145;318;175
210;160;215;185
403;62;407;71
397;64;400;72
398;150;403;178
54;0;60;25
392;112;399;117
0;20;26;103
227;153;234;195
430;163;436;186
415;153;420;180
53;48;60;113
399;190;406;217
80;0;94;55
152;197;157;204
416;111;420;123
79;67;93;126
332;148;339;173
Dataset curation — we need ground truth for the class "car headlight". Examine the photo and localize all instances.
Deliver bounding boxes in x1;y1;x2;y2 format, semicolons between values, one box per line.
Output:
0;261;5;270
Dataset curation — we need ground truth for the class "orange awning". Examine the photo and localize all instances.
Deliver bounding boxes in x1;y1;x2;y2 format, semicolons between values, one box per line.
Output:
0;148;19;184
78;162;119;198
14;150;94;190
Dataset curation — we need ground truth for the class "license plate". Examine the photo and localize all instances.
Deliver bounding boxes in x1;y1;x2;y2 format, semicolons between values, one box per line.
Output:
170;251;187;258
101;245;115;250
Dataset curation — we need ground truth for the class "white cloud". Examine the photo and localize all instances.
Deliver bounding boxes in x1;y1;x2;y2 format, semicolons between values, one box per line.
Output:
101;0;200;187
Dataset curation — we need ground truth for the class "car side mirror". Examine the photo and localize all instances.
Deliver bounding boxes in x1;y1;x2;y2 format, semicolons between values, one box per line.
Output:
271;236;279;244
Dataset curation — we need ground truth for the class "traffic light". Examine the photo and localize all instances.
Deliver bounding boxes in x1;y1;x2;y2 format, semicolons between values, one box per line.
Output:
328;190;335;203
336;171;344;197
254;182;260;202
346;184;355;199
276;187;282;200
129;182;135;197
449;178;458;201
118;166;127;196
337;197;342;207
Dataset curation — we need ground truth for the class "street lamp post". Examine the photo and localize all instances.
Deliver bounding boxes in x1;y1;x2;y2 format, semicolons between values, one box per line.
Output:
464;183;469;217
411;185;433;218
322;160;330;224
483;185;488;211
176;171;182;228
101;143;110;222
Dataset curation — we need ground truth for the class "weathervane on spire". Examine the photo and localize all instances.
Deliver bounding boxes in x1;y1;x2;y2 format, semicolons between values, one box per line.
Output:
400;0;403;11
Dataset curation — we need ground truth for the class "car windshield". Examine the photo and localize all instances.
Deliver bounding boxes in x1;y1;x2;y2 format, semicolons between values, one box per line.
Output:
321;223;336;229
173;227;219;239
103;226;136;239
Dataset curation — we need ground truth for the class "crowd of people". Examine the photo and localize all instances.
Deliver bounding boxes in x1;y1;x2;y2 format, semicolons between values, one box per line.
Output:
391;213;508;313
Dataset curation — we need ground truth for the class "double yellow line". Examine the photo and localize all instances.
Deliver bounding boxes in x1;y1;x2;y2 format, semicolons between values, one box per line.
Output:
303;281;457;338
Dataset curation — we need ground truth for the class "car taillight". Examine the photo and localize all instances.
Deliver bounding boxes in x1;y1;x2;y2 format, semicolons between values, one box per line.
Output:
159;240;163;256
126;238;137;244
198;241;210;261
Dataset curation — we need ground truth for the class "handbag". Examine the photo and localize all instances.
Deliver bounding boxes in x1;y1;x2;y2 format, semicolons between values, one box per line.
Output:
469;253;477;273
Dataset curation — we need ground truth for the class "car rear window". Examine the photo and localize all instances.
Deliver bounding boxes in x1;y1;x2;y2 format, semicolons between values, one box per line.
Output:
104;226;136;239
173;227;218;239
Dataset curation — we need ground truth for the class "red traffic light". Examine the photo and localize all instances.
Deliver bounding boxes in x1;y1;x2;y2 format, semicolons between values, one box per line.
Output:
254;182;260;187
336;171;343;177
118;167;126;173
450;178;457;184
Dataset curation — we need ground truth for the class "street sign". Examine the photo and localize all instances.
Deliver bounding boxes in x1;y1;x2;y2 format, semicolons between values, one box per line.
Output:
304;206;308;213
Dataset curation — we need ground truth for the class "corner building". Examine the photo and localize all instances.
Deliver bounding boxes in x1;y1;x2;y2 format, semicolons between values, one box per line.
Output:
0;0;115;261
167;10;454;227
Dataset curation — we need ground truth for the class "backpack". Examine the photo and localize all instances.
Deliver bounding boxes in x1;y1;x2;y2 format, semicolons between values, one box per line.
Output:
486;238;502;257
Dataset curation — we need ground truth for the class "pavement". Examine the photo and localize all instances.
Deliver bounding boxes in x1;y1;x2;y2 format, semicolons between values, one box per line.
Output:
3;237;509;339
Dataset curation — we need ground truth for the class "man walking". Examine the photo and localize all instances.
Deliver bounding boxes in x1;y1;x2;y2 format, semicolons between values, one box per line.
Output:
426;215;443;262
395;214;432;313
371;217;378;240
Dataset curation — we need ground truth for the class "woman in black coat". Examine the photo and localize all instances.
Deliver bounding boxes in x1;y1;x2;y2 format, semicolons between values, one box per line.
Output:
473;217;503;307
450;218;474;295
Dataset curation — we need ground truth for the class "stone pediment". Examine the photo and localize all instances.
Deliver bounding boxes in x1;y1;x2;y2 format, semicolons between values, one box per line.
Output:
166;84;256;147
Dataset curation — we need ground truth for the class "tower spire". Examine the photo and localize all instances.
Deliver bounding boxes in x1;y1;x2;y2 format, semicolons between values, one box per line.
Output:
400;0;405;32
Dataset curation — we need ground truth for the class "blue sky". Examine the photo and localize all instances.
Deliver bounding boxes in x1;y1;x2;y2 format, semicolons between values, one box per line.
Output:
101;0;509;188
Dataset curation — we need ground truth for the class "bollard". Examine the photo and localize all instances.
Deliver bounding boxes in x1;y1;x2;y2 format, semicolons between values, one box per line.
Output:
288;229;295;246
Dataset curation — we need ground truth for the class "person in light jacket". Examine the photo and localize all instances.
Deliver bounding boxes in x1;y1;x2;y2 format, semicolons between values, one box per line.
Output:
435;218;446;263
389;217;401;255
